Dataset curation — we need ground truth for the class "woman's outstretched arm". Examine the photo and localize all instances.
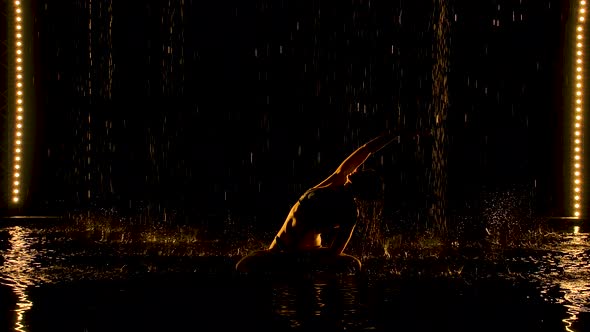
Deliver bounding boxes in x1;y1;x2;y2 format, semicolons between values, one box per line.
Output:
314;132;399;188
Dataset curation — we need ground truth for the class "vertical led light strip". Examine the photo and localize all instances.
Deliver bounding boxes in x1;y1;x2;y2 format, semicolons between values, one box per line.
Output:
11;0;25;204
573;0;587;218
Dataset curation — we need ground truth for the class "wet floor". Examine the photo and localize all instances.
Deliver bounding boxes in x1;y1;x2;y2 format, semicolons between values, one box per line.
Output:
0;220;589;332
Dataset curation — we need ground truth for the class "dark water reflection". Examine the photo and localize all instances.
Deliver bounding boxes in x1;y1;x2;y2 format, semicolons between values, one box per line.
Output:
0;223;589;331
270;276;364;330
535;227;590;332
0;227;36;332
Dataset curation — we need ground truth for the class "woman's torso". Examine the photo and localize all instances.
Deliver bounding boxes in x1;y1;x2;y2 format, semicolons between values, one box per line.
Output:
270;186;357;251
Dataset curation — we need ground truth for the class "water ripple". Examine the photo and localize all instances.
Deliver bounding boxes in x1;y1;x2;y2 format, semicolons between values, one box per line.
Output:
2;224;590;331
0;226;35;332
533;230;590;332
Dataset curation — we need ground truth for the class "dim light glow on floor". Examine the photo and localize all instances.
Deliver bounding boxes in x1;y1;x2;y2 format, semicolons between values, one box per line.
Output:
572;0;587;218
11;0;25;205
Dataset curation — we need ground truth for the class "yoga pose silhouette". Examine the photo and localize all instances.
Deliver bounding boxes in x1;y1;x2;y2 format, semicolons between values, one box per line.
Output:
236;132;401;273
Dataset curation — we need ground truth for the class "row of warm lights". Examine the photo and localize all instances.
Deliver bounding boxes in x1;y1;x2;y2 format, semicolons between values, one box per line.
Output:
573;0;586;217
12;0;24;204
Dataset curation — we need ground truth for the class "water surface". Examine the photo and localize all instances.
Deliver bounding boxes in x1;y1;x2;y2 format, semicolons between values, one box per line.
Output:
0;222;589;331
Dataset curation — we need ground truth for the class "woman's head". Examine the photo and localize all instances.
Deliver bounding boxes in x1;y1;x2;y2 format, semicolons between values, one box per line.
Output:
347;169;383;200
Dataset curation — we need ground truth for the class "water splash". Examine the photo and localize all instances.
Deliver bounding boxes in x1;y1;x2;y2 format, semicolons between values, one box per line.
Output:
482;187;543;248
353;198;386;259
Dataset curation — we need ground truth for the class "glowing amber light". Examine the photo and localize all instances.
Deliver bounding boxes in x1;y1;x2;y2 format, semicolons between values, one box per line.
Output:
571;2;586;217
11;0;25;205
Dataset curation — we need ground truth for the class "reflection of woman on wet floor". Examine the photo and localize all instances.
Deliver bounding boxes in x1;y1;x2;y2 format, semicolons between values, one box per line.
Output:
236;132;401;273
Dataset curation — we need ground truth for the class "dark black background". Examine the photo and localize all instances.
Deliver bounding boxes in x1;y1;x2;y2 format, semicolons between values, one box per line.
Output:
0;0;575;225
